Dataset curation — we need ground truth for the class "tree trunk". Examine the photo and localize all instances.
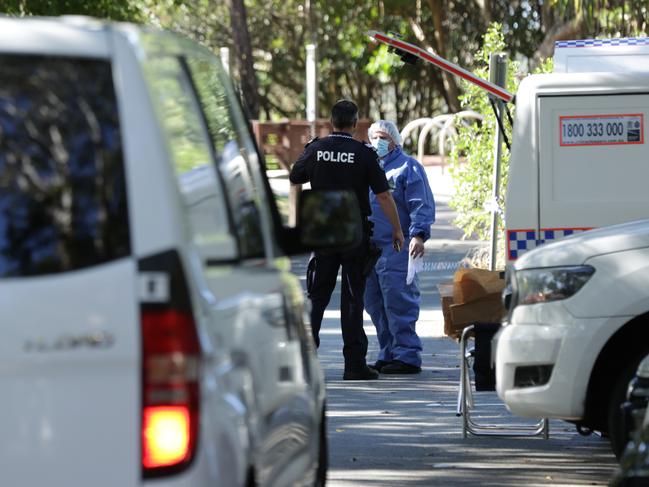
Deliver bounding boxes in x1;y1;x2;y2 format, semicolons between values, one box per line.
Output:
531;17;586;71
227;0;260;119
481;0;492;24
409;17;460;113
426;0;461;113
540;0;557;37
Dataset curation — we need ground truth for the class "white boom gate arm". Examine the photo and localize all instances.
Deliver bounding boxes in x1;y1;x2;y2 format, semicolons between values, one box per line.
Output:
367;30;514;103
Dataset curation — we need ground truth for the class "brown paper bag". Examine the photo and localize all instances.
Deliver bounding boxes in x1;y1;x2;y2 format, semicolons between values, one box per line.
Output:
452;268;505;305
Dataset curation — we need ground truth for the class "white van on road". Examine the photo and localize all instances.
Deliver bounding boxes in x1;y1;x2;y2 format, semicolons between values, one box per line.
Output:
506;39;649;263
0;16;358;486
505;70;649;262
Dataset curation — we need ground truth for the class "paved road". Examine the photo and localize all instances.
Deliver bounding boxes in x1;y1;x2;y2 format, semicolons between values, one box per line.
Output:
289;166;618;486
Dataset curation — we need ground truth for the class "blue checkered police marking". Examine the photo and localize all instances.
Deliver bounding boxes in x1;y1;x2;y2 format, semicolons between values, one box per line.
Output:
556;38;649;48
507;228;590;260
507;230;537;260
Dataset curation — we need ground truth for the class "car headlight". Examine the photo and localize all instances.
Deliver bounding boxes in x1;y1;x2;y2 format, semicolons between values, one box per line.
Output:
516;265;595;305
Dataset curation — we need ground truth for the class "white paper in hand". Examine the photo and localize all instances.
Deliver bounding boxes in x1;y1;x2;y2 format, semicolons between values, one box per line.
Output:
406;254;424;285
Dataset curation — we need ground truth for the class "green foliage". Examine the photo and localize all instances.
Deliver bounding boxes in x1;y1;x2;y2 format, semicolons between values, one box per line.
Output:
448;23;552;262
1;0;646;125
134;0;490;124
448;24;513;243
0;0;145;21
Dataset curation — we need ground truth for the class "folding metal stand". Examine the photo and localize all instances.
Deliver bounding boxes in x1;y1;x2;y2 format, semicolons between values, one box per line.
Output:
456;324;550;439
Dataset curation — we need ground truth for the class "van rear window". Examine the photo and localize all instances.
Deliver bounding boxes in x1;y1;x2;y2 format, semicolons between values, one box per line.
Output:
0;55;130;277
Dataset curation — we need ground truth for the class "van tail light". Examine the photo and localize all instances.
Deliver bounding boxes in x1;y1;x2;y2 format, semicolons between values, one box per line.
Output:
139;251;200;478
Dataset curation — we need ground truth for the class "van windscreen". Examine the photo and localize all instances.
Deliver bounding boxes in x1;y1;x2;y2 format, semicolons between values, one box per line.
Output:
0;55;130;277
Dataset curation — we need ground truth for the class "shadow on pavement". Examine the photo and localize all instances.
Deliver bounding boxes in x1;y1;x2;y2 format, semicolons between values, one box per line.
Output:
289;166;617;486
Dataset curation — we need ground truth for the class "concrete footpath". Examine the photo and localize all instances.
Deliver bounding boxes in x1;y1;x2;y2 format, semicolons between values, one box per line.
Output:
288;166;618;486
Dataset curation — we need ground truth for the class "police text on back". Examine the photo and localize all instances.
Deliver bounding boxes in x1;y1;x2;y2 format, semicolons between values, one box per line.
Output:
317;150;355;163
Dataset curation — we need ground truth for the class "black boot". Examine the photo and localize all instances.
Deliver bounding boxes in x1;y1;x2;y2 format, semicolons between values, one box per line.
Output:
373;360;390;372
343;365;380;380
381;360;421;375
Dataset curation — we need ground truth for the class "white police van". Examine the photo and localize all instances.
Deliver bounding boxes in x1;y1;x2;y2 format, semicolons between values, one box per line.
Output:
0;16;361;486
505;38;649;261
497;38;649;457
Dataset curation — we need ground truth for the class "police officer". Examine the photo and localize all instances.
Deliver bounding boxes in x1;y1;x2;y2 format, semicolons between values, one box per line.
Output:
289;100;405;380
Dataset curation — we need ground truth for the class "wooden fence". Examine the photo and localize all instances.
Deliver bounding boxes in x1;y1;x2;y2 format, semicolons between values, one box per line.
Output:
252;119;372;171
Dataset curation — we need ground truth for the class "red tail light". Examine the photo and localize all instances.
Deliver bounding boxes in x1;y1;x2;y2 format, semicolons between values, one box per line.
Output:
141;308;200;476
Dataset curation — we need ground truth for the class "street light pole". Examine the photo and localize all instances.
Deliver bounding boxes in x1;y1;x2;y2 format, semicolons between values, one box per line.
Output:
306;43;317;138
488;53;508;271
219;47;230;75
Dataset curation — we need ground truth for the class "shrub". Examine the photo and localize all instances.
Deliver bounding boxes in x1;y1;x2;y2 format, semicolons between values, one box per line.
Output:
449;23;552;267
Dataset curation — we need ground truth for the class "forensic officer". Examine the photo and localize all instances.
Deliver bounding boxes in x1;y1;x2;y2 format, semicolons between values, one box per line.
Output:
364;120;435;374
289;100;405;381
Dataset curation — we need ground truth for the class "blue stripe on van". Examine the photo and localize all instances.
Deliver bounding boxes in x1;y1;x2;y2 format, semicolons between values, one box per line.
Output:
555;38;649;48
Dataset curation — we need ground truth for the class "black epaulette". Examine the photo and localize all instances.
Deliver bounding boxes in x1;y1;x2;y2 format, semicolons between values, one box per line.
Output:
305;136;319;148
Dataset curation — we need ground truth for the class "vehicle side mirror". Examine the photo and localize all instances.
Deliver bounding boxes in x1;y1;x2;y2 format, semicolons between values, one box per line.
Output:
298;190;362;250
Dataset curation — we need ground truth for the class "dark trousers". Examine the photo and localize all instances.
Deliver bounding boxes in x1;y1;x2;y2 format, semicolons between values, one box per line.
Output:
307;242;368;372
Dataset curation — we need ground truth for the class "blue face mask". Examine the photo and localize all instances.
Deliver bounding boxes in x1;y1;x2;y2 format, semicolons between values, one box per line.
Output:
373;138;391;158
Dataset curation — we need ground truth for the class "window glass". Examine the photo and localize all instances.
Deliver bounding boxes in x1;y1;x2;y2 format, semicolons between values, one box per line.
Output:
144;56;237;260
0;55;130;277
185;58;266;259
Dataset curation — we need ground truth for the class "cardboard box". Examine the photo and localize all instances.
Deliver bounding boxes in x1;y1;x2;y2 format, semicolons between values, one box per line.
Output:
437;270;506;339
453;268;505;305
447;293;505;339
437;283;455;337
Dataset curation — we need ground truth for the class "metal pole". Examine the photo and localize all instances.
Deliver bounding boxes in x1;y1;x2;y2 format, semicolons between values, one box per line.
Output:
289;44;317;227
306;43;317;138
220;47;230;75
488;53;507;271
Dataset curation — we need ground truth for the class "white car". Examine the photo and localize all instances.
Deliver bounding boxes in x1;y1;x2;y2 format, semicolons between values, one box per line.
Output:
0;16;361;486
496;219;649;457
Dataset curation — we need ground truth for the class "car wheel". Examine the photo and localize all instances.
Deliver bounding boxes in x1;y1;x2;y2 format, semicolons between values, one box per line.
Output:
609;357;645;459
315;407;328;487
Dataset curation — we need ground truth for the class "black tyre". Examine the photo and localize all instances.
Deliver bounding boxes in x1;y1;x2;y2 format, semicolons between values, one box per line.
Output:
246;467;257;487
315;407;328;487
609;357;645;459
614;476;649;487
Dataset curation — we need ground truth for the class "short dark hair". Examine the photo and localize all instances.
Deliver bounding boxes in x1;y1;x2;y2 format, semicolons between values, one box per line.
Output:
331;99;358;129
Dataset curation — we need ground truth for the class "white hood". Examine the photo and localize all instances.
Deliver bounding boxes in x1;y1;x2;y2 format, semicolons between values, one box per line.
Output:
515;219;649;269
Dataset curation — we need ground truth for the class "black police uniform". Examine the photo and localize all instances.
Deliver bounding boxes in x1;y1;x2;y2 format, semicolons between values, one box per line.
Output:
289;131;390;373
